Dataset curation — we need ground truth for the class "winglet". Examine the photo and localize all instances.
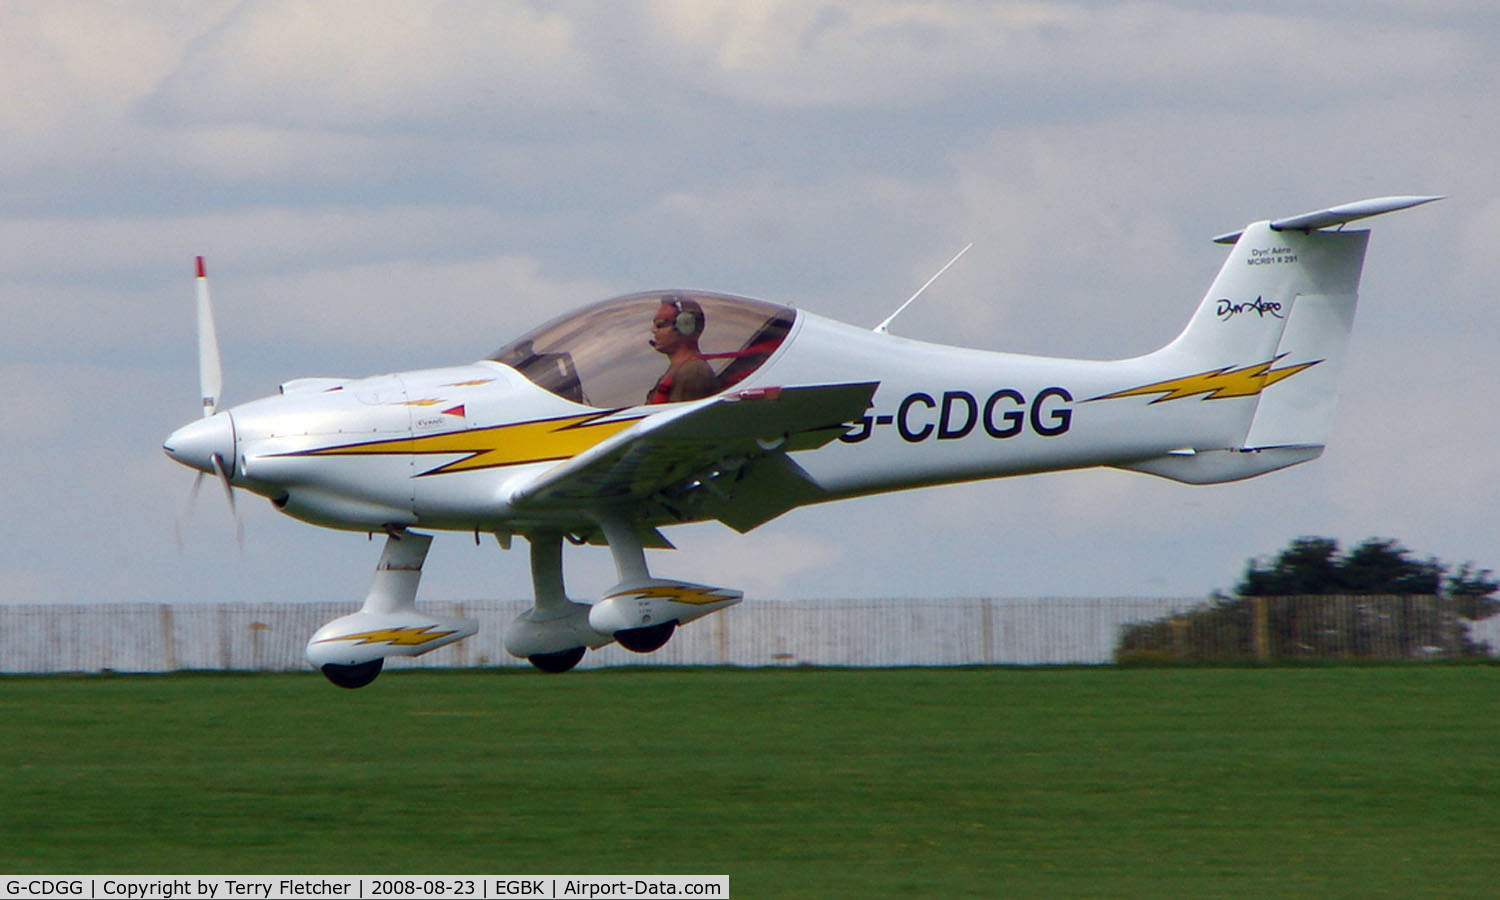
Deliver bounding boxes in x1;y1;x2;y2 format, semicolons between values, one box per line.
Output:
1212;195;1443;244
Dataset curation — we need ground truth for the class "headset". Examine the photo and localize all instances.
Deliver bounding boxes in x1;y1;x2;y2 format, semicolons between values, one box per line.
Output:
663;296;703;337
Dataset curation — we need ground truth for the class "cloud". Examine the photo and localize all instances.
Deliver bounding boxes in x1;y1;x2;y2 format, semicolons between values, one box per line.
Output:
141;1;599;136
233;251;618;371
0;361;195;603
0;2;216;142
641;1;1476;113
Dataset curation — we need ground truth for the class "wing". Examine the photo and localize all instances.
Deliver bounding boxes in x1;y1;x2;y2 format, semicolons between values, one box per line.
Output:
508;382;877;531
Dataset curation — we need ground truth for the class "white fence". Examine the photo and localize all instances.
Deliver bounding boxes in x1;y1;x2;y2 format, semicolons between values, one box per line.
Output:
0;598;1201;674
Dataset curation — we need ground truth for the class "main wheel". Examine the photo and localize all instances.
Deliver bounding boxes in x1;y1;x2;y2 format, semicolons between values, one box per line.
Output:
615;620;677;653
528;645;586;673
320;659;383;689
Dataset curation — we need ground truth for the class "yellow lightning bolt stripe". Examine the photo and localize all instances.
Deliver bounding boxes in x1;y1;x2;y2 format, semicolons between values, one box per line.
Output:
1088;357;1321;404
315;625;457;647
289;411;642;475
606;585;738;606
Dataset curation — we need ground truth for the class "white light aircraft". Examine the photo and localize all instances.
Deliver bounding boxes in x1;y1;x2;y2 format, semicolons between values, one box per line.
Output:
165;196;1439;687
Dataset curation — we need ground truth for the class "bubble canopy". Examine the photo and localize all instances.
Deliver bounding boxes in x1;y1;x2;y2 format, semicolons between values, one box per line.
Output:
489;291;797;409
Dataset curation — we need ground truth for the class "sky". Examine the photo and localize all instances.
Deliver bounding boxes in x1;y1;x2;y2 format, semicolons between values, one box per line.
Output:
2;0;1497;611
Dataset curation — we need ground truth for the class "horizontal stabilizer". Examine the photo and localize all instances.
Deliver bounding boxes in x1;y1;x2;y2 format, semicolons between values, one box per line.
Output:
1213;195;1442;244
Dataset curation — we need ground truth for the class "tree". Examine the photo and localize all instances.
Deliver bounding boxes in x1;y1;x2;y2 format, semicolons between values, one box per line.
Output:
1235;536;1342;596
1236;536;1447;597
1445;562;1500;620
1117;537;1500;662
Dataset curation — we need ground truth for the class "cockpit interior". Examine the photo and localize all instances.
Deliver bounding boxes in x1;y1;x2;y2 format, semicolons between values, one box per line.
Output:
490;291;796;409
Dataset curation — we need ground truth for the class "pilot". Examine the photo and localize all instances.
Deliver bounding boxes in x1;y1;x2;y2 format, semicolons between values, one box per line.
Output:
647;296;719;404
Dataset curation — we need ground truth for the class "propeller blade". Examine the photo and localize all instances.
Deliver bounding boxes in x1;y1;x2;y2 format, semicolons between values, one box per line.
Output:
173;258;240;550
210;452;244;549
196;256;223;418
173;471;208;553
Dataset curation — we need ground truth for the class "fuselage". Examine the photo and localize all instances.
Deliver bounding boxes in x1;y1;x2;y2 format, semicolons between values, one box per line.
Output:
165;296;1267;538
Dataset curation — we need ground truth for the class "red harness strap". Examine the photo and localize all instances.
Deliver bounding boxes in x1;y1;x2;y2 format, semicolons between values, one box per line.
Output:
647;371;676;405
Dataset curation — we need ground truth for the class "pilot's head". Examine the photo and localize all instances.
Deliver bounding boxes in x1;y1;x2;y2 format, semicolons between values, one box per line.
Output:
650;296;705;354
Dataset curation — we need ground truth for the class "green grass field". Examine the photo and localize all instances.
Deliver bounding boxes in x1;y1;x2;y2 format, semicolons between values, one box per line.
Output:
3;666;1498;897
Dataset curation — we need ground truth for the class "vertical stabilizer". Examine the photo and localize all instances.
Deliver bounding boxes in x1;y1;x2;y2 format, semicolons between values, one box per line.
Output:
1156;222;1367;376
1116;196;1438;484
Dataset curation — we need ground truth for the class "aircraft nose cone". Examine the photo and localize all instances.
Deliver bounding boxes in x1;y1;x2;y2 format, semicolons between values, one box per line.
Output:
164;411;236;473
